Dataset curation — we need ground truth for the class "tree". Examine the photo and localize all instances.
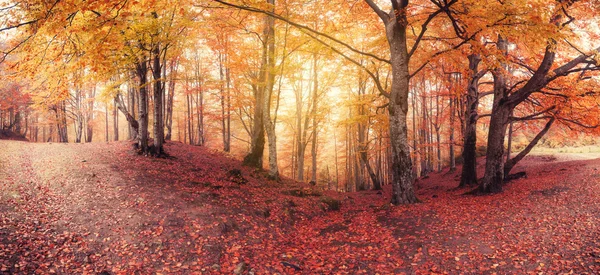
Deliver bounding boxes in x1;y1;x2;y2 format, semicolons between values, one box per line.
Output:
459;54;484;187
479;1;600;193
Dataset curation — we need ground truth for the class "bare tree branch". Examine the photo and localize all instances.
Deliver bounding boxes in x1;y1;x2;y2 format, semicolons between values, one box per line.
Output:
364;0;388;22
211;0;391;64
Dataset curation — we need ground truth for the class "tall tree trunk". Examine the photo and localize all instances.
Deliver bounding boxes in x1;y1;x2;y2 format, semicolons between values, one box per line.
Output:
219;50;231;152
152;43;164;155
262;0;278;179
448;90;456;172
105;103;109;142
459;54;482;187
345;118;351;191
412;92;419;177
75;116;83;143
186;93;192;145
86;87;96;142
137;59;150;153
74;88;83;143
310;54;318;183
165;59;177;141
386;14;418;204
127;81;137;140
480;35;510;193
14;111;21;135
113;97;119;141
296;84;305;181
59;102;68;142
226;64;231;151
333;126;339;191
219;37;232;152
197;87;204;146
243;64;266;167
506;110;514;163
420;93;428;176
34;114;39;142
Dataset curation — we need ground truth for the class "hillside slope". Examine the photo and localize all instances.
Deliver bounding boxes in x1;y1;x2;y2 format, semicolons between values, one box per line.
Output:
1;140;599;274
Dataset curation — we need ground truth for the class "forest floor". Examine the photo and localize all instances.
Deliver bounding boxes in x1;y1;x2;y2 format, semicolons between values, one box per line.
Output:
1;140;599;275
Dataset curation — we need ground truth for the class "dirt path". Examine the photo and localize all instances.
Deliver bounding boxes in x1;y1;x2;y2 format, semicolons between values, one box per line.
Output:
0;140;328;274
1;140;600;274
0;141;229;274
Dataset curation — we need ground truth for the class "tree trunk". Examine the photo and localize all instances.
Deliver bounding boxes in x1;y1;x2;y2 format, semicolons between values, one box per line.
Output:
127;80;137;140
219;37;232;152
243;65;266;168
360;150;381;190
386;16;418;204
105;103;109;142
165;59;177;141
310;54;318;183
113;97;119;141
480;106;510;192
480;36;510;193
295;79;307;181
226;65;231;151
186;93;193;145
412;91;419;177
459;54;482;187
420;93;428;176
436;127;441;172
86;88;95;143
197;88;204;146
448;91;456;172
260;0;278;179
75;116;83;143
220;52;228;150
137;59;149;153
506;110;514;163
333;126;339;191
152;43;164;155
74;88;83;143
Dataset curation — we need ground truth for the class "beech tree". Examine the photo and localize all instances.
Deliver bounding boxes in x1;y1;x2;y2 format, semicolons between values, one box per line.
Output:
478;1;600;193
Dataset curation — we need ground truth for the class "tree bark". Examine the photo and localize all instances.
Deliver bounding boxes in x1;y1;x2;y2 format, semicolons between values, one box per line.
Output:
243;48;266;167
105;103;109;142
506;110;514;163
263;0;279;180
296;84;305;181
75;93;83;143
310;54;318;183
152;43;164;155
165;59;177;141
480;35;510;193
386;8;418;204
448;89;456;172
420;92;428;176
85;87;95;143
459;54;482;187
113;97;119;141
136;59;149;153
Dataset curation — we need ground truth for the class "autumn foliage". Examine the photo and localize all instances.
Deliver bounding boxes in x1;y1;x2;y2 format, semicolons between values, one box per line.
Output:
1;0;600;273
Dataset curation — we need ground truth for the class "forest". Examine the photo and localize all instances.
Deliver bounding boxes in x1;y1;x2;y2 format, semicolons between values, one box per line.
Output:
1;0;600;274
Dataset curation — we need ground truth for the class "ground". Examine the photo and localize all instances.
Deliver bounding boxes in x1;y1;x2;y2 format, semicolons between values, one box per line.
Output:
1;140;599;274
